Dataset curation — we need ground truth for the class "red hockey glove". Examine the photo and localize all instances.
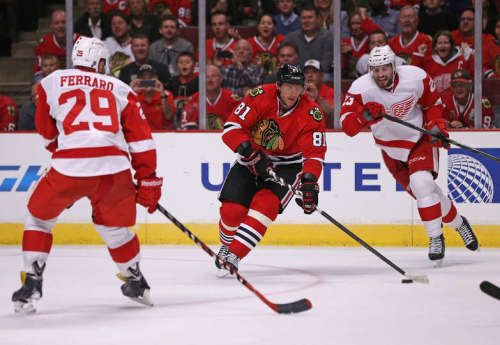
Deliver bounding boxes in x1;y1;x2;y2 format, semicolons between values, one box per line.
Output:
241;149;274;178
362;102;385;126
295;173;319;214
137;177;163;213
424;118;450;149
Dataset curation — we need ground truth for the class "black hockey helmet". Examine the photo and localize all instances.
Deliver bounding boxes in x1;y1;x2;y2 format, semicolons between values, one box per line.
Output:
277;63;305;87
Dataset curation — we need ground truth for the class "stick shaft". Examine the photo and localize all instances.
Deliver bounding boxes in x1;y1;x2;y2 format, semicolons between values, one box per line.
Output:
384;114;500;163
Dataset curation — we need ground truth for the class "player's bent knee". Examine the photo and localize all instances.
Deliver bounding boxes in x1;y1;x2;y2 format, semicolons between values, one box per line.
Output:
409;170;436;199
220;202;248;226
250;189;280;221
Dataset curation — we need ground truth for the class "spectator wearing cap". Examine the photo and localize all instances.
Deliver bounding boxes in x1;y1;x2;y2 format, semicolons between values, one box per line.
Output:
274;0;301;36
356;30;406;76
220;39;265;97
74;0;111;40
119;33;170;87
442;69;495;129
128;0;161;43
283;3;333;73
150;15;194;76
303;59;338;128
180;64;241;130
104;13;135;77
18;82;40;130
130;64;176;129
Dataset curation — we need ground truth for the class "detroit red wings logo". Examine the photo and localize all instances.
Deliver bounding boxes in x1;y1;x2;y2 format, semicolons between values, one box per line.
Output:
389;96;415;119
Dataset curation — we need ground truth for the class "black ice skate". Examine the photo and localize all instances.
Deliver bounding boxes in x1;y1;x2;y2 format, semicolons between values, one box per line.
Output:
215;245;230;278
428;234;445;266
117;263;153;307
456;216;479;251
12;262;45;313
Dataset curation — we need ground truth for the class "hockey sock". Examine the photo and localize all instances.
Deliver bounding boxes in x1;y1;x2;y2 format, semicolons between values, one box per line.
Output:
218;201;248;246
95;225;140;276
230;189;279;259
435;185;462;229
22;213;57;273
410;171;442;238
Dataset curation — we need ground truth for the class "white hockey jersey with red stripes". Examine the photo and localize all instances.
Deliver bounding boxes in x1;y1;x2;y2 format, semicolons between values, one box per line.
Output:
36;68;157;179
340;65;442;162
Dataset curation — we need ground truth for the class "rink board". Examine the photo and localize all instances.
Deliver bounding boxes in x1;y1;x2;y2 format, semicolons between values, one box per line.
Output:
1;131;499;246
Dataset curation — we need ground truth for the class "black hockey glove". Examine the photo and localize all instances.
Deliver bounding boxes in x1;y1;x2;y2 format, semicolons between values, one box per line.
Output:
237;141;274;178
295;173;319;214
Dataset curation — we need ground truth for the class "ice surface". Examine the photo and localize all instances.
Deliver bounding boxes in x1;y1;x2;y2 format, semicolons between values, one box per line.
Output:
1;245;499;345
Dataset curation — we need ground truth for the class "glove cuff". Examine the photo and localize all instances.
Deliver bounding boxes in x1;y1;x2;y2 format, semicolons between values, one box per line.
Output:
301;172;317;183
235;140;253;158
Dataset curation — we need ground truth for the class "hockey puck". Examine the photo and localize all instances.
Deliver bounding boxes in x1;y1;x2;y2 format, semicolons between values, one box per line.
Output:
401;279;414;284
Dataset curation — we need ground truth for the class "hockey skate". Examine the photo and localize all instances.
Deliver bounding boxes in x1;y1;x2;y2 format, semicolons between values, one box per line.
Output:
215;246;240;278
117;263;153;307
428;234;445;267
456;216;479;251
215;245;230;278
12;262;45;313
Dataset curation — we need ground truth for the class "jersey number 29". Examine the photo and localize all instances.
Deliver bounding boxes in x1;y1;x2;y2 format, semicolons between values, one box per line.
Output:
59;89;119;135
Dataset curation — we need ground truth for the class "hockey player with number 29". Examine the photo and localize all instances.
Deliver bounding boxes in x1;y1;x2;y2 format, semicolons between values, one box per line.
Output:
11;37;163;313
340;45;478;264
215;64;327;276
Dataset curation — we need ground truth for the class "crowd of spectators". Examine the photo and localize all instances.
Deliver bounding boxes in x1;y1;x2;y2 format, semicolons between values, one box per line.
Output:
1;0;499;131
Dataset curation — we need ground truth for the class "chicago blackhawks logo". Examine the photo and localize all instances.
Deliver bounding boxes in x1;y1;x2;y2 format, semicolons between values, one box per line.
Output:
207;113;224;130
249;86;264;97
390;95;415;119
308;106;324;122
251;118;284;150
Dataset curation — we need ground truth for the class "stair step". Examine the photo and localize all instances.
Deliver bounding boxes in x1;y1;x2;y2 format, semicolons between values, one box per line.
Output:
12;41;37;58
0;57;35;83
0;82;31;107
19;28;52;42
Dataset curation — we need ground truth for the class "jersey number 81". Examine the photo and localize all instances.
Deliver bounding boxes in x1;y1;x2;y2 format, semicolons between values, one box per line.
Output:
312;132;326;147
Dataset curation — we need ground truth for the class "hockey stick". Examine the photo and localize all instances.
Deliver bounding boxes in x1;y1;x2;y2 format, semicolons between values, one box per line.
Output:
384;113;500;163
267;170;429;284
480;281;500;300
155;203;312;314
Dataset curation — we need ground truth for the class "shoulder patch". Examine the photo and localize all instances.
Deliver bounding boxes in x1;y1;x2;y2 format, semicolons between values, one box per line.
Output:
308;106;324;122
249;86;264;97
231;93;241;101
482;98;492;108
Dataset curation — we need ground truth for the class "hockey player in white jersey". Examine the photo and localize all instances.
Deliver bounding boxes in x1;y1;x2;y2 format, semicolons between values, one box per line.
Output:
11;37;163;312
340;45;478;263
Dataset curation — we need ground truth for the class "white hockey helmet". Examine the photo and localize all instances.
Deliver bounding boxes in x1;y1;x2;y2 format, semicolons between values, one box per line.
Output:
367;45;396;86
72;36;110;74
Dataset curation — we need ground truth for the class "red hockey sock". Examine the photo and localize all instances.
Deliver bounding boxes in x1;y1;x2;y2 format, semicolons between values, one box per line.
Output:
219;202;248;246
22;230;53;254
230;189;279;259
108;234;140;263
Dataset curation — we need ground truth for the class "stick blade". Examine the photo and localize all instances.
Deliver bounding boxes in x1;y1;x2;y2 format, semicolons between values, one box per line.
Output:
480;281;500;300
404;274;430;284
276;298;312;314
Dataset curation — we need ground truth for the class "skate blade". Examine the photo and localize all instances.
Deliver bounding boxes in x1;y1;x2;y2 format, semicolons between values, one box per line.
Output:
127;289;153;307
14;300;36;314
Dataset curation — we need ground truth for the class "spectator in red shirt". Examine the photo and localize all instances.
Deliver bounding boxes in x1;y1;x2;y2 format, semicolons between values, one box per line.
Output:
388;5;432;66
483;18;500;79
130;64;175;129
249;14;285;76
180;64;241;130
451;8;494;58
207;11;238;66
0;94;19;131
342;10;382;78
103;0;128;15
149;0;193;26
303;59;338;128
422;30;472;93
34;10;75;72
442;69;495;128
